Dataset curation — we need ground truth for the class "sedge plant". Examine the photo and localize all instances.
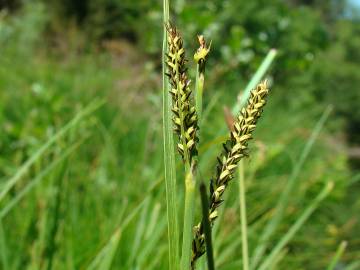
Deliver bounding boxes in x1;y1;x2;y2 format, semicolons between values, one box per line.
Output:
162;1;334;270
163;17;271;269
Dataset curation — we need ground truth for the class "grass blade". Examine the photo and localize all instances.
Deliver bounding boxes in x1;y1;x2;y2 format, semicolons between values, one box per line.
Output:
86;228;122;270
127;198;150;266
145;203;161;239
44;159;69;270
162;0;180;269
0;99;104;203
232;49;277;114
148;246;167;270
86;199;146;270
202;49;276;130
251;105;333;269
257;181;334;270
137;219;167;267
345;261;360;270
0;141;83;218
327;241;348;270
0;219;9;270
268;249;288;270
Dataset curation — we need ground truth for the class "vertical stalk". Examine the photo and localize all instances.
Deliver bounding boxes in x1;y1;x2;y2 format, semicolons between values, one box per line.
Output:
327;241;347;270
162;1;180;269
195;66;204;124
238;160;249;270
181;169;196;270
194;35;210;126
181;34;210;270
199;182;215;270
232;49;277;115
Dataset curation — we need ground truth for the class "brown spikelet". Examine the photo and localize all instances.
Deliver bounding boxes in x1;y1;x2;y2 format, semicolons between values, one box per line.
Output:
165;23;198;164
194;35;211;65
191;81;270;268
223;106;236;132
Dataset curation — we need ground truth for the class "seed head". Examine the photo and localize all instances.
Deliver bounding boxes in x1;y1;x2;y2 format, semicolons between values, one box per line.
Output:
165;24;198;164
194;35;211;64
191;81;270;267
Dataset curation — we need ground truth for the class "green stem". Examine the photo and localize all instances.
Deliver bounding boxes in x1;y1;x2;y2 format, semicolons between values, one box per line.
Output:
162;1;180;269
181;170;196;270
327;241;347;270
195;65;205;125
238;160;249;270
232;49;277;115
199;182;215;270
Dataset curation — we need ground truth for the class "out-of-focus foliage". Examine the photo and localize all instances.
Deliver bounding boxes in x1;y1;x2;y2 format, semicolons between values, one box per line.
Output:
13;0;355;134
0;2;48;57
312;20;360;132
41;0;162;50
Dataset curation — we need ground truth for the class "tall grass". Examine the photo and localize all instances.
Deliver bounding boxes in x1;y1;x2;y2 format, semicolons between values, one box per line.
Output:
163;15;277;269
161;3;336;269
257;181;334;270
0;2;357;269
251;105;333;269
0;100;104;203
162;1;180;269
327;241;348;270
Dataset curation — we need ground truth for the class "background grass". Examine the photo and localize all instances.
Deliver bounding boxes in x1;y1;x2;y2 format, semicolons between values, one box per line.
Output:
0;1;360;269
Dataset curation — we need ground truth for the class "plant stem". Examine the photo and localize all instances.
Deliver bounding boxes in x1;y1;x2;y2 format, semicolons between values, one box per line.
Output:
238;160;249;270
181;170;196;270
194;35;209;127
232;49;277;115
195;64;204;124
162;1;180;269
181;34;210;270
327;241;347;270
199;182;215;270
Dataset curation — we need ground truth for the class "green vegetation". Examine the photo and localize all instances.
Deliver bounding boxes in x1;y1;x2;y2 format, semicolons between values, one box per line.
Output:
0;1;359;269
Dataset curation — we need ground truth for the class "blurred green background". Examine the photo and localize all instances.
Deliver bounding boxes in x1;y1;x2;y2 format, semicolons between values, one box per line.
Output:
0;0;359;269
